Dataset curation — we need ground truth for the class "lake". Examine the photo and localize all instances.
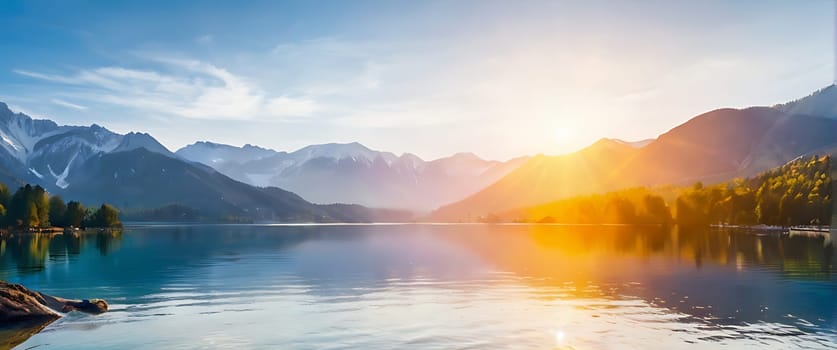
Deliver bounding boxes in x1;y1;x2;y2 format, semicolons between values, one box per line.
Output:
1;224;835;349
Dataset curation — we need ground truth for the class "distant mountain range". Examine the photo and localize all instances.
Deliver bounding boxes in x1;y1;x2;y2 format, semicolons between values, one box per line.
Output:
1;85;834;222
432;85;837;220
176;141;527;211
0;103;409;222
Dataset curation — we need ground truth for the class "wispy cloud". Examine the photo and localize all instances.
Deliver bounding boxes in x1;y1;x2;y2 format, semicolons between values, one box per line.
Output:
14;58;320;121
14;69;79;84
12;37;469;129
51;98;88;110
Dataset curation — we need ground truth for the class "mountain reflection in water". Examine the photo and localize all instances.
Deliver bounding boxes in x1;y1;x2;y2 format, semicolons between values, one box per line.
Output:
1;224;834;349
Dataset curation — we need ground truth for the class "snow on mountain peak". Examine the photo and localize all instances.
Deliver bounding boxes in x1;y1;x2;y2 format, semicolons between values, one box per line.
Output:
0;102;178;192
111;132;173;155
0;103;62;161
290;142;398;164
175;141;279;166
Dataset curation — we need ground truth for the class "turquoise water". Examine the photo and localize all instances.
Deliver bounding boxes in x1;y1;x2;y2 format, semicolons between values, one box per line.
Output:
1;224;835;349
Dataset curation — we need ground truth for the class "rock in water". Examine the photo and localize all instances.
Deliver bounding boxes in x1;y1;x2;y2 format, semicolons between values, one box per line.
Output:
0;280;108;348
0;281;60;323
0;280;108;322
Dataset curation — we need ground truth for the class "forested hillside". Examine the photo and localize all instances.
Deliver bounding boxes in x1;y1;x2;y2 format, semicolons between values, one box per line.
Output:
502;155;832;226
676;155;831;226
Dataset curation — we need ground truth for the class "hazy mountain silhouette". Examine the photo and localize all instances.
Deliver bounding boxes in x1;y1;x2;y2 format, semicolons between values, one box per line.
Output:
431;138;641;220
432;86;837;221
775;84;837;118
177;141;527;211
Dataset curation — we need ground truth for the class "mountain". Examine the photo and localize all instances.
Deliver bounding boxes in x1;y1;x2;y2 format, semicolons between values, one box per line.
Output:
614;107;781;185
174;141;278;167
60;148;407;222
613;138;654;148
431;138;641;221
176;141;528;211
775;84;837;118
110;132;175;156
0;102;183;189
499;153;831;225
432;87;837;221
0;103;127;188
0;103;410;222
62;148;319;220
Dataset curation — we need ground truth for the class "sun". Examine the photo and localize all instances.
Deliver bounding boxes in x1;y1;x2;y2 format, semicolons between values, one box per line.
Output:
554;127;572;143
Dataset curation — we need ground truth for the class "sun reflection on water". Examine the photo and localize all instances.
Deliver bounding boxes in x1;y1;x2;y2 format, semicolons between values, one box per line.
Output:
2;224;835;349
555;329;566;344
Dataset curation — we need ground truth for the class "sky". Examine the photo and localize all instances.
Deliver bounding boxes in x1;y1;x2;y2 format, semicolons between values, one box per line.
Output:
0;0;834;160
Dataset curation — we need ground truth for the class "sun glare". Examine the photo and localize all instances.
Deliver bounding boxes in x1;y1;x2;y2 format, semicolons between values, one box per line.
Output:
555;329;566;345
555;127;572;143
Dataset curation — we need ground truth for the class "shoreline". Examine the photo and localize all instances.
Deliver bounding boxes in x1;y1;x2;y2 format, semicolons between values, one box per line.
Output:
122;221;832;231
0;227;123;237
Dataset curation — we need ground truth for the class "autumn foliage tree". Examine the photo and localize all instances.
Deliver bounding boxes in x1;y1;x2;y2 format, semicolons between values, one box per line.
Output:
516;155;830;227
0;182;122;229
676;155;831;226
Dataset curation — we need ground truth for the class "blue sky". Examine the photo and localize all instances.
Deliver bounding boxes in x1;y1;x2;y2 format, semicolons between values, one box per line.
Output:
0;0;833;160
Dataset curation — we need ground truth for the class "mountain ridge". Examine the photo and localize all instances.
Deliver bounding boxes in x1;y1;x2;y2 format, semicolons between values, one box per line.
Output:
2;84;834;221
176;141;529;211
0;104;411;222
431;86;837;221
774;84;837;118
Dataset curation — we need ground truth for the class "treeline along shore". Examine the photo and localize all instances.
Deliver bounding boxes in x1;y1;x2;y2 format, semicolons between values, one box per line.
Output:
0;183;122;234
502;155;832;227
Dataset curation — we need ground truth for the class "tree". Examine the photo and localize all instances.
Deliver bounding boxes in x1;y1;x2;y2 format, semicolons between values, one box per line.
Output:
605;196;636;224
49;195;68;227
755;183;779;225
7;184;32;227
26;202;39;228
88;204;122;228
676;195;700;226
66;201;86;227
32;185;49;227
643;194;671;224
0;183;9;209
0;181;124;230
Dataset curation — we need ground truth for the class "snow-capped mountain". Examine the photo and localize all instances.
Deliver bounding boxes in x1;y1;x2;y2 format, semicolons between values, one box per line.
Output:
176;141;528;211
0;102;173;189
292;142;399;165
110;132;175;156
0;102;408;222
0;101;517;216
175;141;278;166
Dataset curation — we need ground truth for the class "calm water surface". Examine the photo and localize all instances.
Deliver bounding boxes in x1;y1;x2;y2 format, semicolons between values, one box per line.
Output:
1;224;835;349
